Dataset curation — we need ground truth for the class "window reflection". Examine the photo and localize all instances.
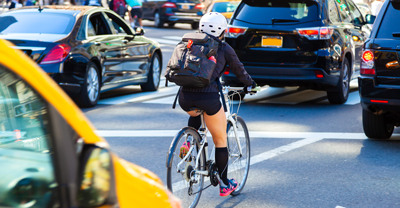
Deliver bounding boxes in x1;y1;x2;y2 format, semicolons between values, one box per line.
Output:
0;65;58;207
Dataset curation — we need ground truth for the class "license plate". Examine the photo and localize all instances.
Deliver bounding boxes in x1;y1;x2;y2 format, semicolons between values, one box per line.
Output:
181;4;190;9
262;36;283;48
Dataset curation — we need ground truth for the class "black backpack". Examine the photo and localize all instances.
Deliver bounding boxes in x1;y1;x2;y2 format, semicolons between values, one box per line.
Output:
165;32;220;88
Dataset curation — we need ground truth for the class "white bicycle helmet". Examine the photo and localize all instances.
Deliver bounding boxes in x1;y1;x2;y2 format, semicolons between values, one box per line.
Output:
199;12;228;37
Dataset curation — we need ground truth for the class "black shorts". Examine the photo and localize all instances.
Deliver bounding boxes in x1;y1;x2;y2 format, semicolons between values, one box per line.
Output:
130;7;143;18
179;93;222;116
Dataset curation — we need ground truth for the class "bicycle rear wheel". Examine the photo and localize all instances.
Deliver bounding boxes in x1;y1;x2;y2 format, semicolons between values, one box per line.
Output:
167;127;206;208
226;116;250;196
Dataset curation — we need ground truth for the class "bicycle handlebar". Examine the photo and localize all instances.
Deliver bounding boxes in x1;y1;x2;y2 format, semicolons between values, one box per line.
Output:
223;86;261;95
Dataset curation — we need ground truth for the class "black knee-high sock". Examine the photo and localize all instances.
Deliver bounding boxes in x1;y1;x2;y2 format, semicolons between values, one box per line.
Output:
215;147;229;186
188;115;201;130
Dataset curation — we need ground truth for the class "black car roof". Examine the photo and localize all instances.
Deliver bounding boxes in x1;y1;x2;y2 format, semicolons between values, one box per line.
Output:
3;6;103;18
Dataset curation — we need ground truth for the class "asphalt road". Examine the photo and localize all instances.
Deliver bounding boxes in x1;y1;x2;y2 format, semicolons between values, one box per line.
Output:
83;21;400;208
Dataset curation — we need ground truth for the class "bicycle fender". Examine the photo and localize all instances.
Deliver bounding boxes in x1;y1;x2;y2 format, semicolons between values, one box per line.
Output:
166;126;201;168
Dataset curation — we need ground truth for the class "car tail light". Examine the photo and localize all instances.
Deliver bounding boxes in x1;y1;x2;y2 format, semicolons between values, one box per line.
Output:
162;2;176;8
371;100;388;103
224;66;230;75
314;70;324;78
194;4;204;10
226;26;248;38
40;44;71;65
297;27;334;40
360;50;375;75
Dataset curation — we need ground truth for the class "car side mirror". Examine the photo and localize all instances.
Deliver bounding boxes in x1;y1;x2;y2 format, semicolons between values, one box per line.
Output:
77;146;117;207
134;27;145;36
365;14;376;24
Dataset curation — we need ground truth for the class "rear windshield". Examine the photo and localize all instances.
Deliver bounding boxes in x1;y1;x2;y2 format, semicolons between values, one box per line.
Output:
377;2;400;39
234;0;319;25
0;12;75;34
212;2;240;13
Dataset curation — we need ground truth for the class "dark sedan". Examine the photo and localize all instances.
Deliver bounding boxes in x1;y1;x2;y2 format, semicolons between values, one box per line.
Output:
0;6;163;107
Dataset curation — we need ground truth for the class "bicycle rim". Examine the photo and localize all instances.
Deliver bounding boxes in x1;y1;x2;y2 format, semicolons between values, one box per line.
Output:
167;128;205;208
227;116;250;196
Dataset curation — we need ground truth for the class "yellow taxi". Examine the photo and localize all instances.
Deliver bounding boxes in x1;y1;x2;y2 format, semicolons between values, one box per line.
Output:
206;0;241;20
0;39;181;207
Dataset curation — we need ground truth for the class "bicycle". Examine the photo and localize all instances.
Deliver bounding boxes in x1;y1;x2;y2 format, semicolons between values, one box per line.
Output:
166;86;259;208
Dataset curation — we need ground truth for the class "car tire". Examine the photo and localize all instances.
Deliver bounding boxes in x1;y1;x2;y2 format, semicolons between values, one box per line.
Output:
75;62;100;108
362;109;394;139
191;22;199;29
327;57;350;104
141;53;161;91
154;12;164;28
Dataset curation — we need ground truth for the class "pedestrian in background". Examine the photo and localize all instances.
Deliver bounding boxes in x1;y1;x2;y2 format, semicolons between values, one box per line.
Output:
125;0;142;28
371;0;384;16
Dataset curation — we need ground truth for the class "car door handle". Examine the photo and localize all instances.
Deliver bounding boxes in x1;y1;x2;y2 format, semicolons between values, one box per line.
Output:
94;42;101;46
122;39;128;44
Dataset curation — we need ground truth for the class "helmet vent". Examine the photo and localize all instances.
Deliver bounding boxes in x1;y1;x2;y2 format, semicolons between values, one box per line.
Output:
211;30;216;33
209;25;213;27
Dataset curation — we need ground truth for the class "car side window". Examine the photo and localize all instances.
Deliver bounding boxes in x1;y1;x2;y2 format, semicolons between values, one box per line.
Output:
88;12;112;36
0;64;59;207
346;0;364;25
329;0;341;23
336;1;352;23
87;20;96;37
104;12;132;35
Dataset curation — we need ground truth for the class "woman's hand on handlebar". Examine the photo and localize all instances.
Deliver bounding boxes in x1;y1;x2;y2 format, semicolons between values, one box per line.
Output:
243;80;258;94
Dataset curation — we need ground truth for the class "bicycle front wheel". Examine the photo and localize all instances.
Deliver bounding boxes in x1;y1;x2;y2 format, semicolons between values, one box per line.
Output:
167;127;205;208
226;116;250;196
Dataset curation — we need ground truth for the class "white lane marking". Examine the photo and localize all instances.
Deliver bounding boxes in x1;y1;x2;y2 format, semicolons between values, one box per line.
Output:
95;130;400;140
98;85;180;105
144;95;178;104
149;37;179;46
172;137;323;191
163;36;183;41
258;90;327;104
336;206;346;208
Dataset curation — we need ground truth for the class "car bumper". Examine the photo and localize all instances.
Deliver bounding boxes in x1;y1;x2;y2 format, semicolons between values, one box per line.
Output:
359;75;400;113
47;73;84;97
222;65;339;89
165;15;201;23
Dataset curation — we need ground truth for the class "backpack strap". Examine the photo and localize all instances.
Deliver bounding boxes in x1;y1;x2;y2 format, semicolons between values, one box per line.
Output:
217;79;227;112
172;86;181;109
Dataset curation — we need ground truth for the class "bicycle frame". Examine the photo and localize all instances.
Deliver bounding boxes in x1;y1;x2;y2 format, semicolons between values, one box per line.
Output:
175;87;244;178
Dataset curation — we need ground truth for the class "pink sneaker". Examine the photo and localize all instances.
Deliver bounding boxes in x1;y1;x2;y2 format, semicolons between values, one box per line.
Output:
179;140;190;159
219;179;238;197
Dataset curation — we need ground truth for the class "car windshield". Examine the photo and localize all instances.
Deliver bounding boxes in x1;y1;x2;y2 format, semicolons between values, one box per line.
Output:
212;2;240;13
235;0;319;25
0;12;75;34
377;2;400;38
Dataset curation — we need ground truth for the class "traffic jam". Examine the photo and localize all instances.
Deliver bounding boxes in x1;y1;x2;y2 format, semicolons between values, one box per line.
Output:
1;0;400;207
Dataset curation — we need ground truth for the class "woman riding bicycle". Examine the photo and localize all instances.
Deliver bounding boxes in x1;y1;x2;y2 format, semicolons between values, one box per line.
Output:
178;12;256;197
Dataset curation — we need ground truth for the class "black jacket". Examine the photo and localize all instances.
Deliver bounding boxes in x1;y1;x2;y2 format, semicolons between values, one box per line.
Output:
182;41;253;93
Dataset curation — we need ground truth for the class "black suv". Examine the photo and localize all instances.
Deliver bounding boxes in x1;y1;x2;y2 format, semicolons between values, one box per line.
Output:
223;0;371;104
359;0;400;139
142;0;204;28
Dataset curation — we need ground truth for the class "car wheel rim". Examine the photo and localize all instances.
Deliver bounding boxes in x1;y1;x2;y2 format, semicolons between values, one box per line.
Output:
152;55;160;86
87;67;99;102
342;63;349;97
155;13;159;26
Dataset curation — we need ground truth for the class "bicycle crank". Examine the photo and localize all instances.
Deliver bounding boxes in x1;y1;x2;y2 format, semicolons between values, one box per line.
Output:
208;162;219;187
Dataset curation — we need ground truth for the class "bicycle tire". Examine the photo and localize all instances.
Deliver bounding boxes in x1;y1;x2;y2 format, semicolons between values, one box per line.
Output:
226;116;250;196
167;127;206;208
